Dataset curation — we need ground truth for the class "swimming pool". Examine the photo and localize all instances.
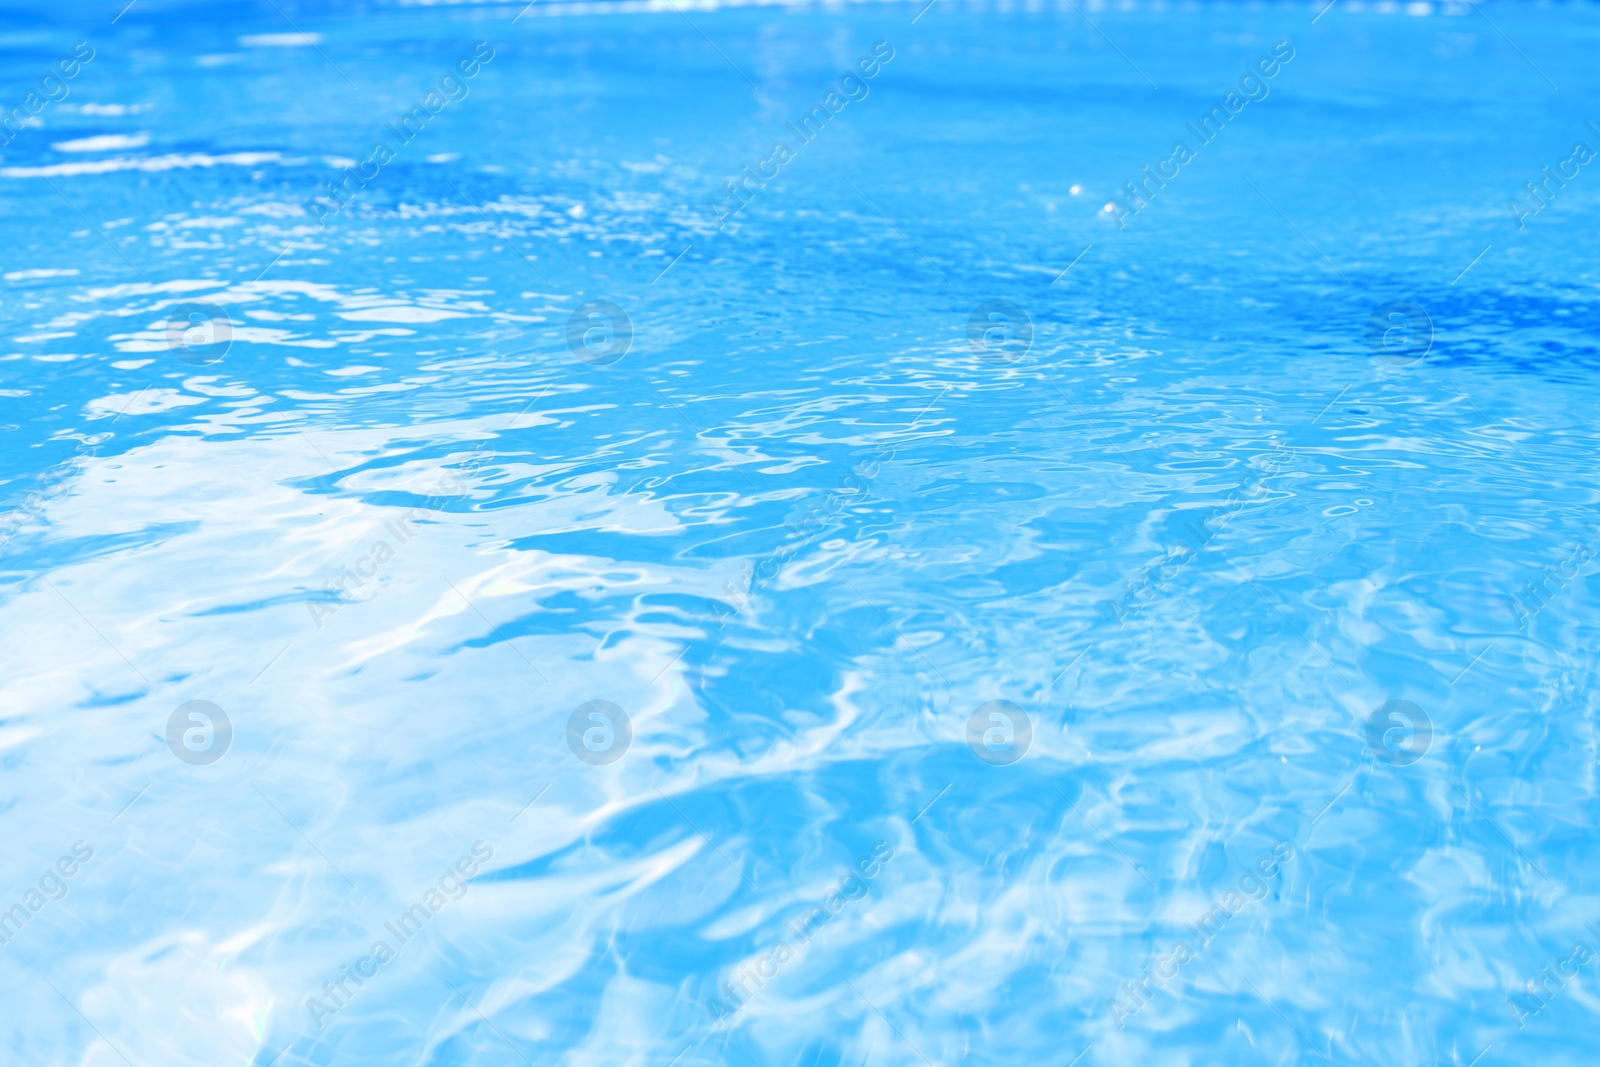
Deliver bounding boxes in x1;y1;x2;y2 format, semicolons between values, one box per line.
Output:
2;0;1598;1063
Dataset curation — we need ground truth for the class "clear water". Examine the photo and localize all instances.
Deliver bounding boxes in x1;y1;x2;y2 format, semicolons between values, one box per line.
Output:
3;0;1599;1064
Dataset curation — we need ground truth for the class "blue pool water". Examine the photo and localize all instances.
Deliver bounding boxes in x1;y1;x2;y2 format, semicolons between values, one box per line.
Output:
3;0;1599;1063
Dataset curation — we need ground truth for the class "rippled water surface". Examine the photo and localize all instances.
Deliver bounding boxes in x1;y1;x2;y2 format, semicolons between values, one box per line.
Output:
3;0;1600;1064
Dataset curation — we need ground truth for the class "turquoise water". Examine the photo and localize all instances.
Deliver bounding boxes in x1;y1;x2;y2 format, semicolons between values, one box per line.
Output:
3;0;1599;1064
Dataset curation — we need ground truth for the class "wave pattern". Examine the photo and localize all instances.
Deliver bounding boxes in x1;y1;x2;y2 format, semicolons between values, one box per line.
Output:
1;2;1598;1065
